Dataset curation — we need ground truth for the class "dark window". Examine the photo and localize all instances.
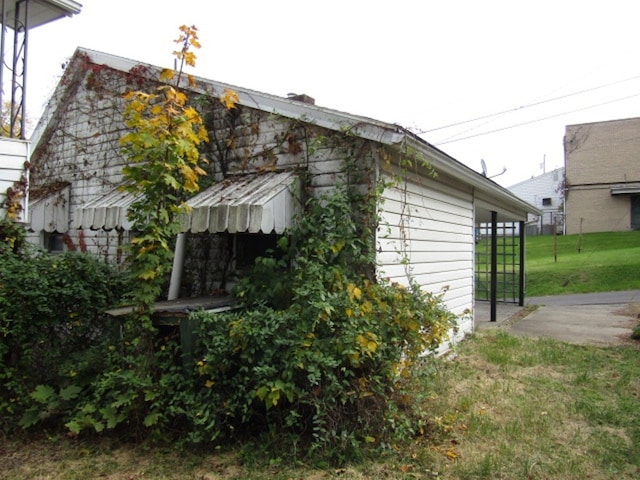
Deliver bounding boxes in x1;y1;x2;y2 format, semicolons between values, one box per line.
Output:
235;233;281;269
44;232;65;253
542;197;552;206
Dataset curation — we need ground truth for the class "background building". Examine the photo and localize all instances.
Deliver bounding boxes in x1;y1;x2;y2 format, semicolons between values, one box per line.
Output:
564;117;640;234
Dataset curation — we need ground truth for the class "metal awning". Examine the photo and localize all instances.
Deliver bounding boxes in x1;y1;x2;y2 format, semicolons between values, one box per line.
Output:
72;185;140;231
73;171;300;234
180;170;300;234
611;185;640;195
29;183;69;232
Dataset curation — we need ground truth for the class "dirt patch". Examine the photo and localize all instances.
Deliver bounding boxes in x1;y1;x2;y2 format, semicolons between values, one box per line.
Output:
611;303;640;347
613;302;640;319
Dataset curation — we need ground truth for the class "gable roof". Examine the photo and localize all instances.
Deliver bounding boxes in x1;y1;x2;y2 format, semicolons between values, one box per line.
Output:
30;47;539;223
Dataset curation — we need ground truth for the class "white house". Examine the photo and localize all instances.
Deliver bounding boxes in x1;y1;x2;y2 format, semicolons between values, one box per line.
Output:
26;47;539;343
509;167;564;235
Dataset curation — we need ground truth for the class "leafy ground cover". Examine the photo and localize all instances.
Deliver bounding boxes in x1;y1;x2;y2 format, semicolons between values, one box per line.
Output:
3;330;638;479
525;230;640;296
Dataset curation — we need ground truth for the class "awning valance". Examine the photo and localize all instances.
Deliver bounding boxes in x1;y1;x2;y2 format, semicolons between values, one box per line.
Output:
73;171;300;234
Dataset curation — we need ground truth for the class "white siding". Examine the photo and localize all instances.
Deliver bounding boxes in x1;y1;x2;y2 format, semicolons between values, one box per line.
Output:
0;138;29;221
377;171;475;330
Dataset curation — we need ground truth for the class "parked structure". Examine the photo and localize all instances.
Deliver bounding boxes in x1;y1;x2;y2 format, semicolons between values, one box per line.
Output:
509;167;564;235
564;117;640;234
26;47;538;342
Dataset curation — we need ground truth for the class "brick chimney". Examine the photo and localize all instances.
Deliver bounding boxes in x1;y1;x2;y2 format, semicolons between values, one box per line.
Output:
287;93;315;105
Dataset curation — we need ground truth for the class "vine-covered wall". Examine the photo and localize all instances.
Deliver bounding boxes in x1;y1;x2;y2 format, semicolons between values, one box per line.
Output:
28;51;378;295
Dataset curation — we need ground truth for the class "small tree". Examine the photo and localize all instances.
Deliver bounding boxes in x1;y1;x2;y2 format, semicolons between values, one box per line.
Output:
119;25;209;322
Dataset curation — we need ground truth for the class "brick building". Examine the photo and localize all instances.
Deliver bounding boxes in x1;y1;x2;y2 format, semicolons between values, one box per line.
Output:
564;117;640;234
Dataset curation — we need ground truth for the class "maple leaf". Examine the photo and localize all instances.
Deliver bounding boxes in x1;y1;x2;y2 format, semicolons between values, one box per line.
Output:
159;68;175;82
220;88;239;109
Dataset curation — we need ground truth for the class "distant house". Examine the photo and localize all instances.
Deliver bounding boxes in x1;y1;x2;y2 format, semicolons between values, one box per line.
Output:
509;167;564;235
564;117;640;234
26;47;538;342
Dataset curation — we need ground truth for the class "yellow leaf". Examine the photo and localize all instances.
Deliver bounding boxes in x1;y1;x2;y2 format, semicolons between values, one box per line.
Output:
445;448;459;459
220;88;239;109
160;68;175;82
205;380;215;388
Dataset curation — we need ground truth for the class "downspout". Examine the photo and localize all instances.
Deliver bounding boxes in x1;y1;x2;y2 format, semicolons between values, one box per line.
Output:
167;233;186;300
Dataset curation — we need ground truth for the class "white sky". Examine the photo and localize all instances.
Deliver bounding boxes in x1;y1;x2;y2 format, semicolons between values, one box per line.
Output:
22;0;640;187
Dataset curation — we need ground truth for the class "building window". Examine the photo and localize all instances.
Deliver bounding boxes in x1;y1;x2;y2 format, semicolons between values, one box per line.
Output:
43;231;65;253
542;197;552;206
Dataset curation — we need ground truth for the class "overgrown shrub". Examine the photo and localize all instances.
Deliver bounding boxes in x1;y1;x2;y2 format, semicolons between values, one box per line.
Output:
0;223;129;431
184;185;456;459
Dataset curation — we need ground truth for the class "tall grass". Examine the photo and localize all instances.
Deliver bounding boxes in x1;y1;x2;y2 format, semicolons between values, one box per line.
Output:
525;231;640;296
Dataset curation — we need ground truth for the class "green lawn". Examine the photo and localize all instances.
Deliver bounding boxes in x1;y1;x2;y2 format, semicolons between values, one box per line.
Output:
525;231;640;296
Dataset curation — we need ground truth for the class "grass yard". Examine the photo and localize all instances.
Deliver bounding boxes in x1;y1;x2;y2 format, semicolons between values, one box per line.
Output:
3;331;638;479
525;231;640;296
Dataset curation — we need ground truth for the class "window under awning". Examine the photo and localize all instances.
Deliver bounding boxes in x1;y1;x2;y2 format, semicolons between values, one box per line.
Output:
73;171;301;234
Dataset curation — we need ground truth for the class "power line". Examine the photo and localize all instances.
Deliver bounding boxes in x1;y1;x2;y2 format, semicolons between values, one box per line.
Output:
433;92;640;145
418;73;640;135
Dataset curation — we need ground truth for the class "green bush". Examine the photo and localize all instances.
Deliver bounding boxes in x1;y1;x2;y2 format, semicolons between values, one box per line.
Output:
0;224;129;431
183;186;456;459
2;184;456;460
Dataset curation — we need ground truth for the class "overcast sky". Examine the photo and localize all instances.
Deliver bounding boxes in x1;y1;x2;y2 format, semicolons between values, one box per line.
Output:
23;0;640;187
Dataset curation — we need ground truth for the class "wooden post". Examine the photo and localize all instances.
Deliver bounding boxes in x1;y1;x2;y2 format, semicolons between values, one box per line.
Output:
577;217;583;253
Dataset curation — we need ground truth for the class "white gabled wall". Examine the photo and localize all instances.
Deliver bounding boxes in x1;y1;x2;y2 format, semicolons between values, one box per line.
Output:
376;170;475;345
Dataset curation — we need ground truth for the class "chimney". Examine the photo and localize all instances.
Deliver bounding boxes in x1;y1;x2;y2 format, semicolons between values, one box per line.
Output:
287;93;315;105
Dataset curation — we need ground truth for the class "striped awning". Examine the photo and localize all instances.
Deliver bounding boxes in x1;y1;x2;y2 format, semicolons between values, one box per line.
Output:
73;171;300;234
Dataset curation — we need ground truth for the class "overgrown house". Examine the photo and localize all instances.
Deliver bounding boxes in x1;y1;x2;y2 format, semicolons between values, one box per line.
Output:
26;47;538;346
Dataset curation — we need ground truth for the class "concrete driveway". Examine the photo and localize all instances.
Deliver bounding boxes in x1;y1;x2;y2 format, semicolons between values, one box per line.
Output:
475;290;640;347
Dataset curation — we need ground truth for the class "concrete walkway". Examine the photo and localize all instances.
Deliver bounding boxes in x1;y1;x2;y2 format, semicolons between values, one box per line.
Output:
475;290;640;346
